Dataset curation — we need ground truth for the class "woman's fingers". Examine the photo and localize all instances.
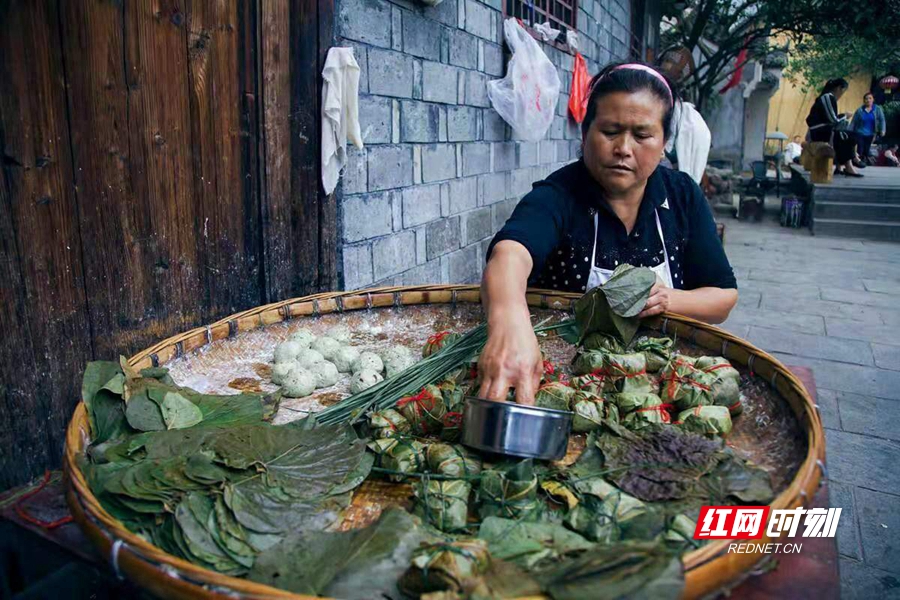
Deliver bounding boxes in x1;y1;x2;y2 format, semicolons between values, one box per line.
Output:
514;375;536;406
480;376;511;401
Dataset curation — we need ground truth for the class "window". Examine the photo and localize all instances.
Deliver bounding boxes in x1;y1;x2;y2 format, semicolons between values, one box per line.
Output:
504;0;578;39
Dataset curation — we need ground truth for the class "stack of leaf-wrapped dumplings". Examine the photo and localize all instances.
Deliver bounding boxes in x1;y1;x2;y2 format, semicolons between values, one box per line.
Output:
539;332;743;437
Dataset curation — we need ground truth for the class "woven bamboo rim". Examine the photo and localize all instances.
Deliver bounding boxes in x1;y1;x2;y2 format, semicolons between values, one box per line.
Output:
63;284;825;600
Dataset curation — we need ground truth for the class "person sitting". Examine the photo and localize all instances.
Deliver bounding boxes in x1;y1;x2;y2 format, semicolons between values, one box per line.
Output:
784;135;803;164
877;143;900;167
806;78;862;177
850;92;886;167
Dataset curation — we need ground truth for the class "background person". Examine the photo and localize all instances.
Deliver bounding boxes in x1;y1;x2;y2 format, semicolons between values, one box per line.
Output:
806;78;862;177
851;92;886;166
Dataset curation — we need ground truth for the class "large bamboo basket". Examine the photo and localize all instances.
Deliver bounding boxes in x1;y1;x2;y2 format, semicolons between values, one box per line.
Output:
64;285;826;600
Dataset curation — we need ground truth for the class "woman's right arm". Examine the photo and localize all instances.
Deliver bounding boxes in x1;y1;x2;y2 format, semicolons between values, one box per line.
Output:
478;241;544;405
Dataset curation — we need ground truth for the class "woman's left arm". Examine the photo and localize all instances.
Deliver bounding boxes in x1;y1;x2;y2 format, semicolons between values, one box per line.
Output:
639;284;737;324
641;175;739;324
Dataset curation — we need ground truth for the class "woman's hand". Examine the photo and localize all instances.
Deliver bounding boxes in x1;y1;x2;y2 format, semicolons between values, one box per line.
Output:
478;308;544;405
638;282;677;319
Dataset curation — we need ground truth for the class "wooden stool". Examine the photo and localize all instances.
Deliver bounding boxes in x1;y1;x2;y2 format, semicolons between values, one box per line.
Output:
800;141;835;184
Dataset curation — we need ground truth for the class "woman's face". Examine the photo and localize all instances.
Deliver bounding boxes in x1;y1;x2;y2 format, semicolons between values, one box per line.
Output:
865;94;874;108
582;90;667;198
834;86;847;99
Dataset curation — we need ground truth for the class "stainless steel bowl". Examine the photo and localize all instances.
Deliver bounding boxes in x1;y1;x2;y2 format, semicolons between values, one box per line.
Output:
461;396;573;461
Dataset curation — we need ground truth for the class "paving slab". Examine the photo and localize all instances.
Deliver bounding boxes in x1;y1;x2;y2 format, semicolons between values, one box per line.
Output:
833;391;900;442
770;354;900;401
825;319;900;346
872;343;900;371
759;297;886;324
838;558;900;599
855;488;900;574
823;429;900;496
815;389;842;430
747;326;874;366
723;308;826;335
821;287;898;309
862;279;900;295
828;481;862;560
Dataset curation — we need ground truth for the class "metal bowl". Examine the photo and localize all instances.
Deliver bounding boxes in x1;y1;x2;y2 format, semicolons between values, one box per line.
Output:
461;396;573;461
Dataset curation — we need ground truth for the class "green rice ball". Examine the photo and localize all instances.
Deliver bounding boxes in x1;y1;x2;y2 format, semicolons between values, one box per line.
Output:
385;353;417;378
380;345;412;366
288;328;316;348
271;361;299;385
311;336;341;361
297;349;325;368
352;352;384;374
324;325;352;344
332;346;361;373
310;361;340;389
282;367;316;398
350;369;383;394
274;340;305;364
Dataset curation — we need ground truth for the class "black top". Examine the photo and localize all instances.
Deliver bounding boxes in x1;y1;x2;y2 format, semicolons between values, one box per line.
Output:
487;160;737;293
806;93;842;130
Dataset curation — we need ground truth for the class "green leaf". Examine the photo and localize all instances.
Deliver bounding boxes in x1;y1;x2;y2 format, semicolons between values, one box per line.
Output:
82;361;129;444
602;265;657;318
535;542;684;600
124;394;166;432
478;517;594;569
159;391;203;430
248;509;429;599
574;265;655;345
213;424;364;493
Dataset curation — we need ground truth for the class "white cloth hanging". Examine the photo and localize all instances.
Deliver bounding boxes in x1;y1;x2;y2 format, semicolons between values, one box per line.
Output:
321;47;363;195
665;101;711;185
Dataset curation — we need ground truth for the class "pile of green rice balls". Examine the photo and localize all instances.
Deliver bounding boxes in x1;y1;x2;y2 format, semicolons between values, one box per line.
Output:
271;325;416;398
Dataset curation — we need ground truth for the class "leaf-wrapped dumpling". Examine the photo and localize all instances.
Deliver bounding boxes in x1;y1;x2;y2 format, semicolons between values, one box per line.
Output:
414;478;471;532
676;405;733;437
369;408;411;439
583;332;626;353
659;358;717;411
426;443;482;478
479;460;539;521
631;336;675;373
695;356;743;416
534;381;575;411
423;331;461;357
397;385;447;435
399;540;491;597
571;391;617;433
366;438;425;482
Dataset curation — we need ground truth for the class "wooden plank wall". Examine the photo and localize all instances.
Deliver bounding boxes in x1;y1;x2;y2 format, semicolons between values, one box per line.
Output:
0;0;337;490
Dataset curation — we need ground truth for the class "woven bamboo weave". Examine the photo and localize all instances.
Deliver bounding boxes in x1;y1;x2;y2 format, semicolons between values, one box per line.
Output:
63;285;825;599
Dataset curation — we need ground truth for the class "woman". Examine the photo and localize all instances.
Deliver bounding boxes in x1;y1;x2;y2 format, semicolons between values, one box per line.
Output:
806;79;862;177
851;92;886;166
479;63;738;405
877;143;900;167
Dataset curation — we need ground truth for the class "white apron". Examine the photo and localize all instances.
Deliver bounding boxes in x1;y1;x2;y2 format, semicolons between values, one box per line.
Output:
585;206;674;291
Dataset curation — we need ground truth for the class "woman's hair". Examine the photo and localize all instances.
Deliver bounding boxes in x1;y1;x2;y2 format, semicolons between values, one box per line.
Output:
821;78;849;95
582;62;679;141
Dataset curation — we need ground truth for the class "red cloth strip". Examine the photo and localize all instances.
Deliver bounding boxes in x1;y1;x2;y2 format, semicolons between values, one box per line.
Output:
427;331;452;346
13;471;73;530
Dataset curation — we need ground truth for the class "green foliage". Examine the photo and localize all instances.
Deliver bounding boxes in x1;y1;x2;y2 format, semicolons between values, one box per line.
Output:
785;35;900;93
659;0;900;110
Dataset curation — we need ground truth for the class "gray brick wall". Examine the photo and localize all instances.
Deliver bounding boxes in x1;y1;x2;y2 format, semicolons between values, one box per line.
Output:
337;0;634;288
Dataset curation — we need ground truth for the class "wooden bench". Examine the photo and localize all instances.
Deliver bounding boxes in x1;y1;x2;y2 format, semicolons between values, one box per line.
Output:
800;141;835;184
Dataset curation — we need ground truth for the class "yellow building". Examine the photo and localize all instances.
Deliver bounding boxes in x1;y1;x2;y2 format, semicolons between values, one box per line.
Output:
767;73;873;140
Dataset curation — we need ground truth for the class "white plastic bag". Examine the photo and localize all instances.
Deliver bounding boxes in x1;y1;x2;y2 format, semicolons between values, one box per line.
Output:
487;19;561;141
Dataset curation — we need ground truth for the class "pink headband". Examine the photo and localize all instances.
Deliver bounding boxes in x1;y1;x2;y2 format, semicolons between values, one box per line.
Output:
591;63;674;106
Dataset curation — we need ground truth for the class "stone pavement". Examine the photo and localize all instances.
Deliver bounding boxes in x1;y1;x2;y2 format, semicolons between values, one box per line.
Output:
717;205;900;599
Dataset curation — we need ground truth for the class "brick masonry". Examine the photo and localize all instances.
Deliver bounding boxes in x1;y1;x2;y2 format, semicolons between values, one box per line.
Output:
337;0;633;289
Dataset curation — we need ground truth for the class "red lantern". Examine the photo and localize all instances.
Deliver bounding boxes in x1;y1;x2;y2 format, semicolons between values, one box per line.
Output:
880;75;899;91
